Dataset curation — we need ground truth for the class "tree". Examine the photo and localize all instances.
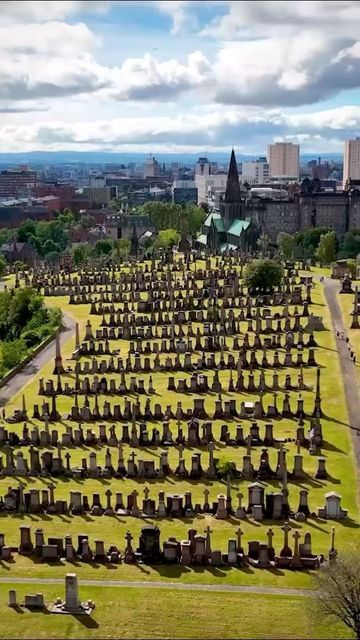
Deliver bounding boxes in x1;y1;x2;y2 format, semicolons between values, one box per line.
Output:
315;552;360;639
153;228;180;250
0;228;13;246
1;339;26;370
93;239;113;257
278;232;295;259
17;219;37;243
79;214;95;230
339;230;360;259
73;243;91;266
257;233;271;257
316;231;337;264
185;204;206;235
0;255;7;277
295;227;331;258
141;202;205;236
45;250;60;264
36;220;68;256
113;238;130;259
199;201;209;214
244;258;283;292
215;457;237;478
57;209;75;228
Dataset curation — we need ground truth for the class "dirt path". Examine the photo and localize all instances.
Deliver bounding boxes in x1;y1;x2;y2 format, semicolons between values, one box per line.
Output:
323;277;360;470
0;576;315;596
0;312;76;407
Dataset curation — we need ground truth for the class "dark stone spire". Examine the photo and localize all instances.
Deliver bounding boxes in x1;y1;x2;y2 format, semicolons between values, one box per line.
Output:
224;148;241;203
130;223;139;257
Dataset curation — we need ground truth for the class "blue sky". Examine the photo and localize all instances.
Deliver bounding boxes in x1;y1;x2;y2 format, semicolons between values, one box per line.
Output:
1;1;360;155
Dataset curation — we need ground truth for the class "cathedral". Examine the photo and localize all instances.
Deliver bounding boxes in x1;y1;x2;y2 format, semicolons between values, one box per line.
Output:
196;149;260;252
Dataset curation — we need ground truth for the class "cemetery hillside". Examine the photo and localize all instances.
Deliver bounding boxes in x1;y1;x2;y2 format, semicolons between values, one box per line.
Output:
0;237;359;640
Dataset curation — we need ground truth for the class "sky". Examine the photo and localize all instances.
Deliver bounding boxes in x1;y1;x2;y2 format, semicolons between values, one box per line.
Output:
1;0;360;156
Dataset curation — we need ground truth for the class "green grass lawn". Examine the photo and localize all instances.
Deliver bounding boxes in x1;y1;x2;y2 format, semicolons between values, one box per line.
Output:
0;584;350;639
0;269;357;596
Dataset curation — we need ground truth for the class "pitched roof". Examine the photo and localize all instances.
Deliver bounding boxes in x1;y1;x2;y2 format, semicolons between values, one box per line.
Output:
2;242;26;252
227;219;250;236
196;233;208;245
204;212;222;227
220;243;238;251
213;217;225;232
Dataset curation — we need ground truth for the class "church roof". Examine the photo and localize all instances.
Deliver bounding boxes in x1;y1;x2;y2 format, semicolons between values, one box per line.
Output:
220;243;238;251
224;149;241;203
204;212;222;227
213;217;225;232
227;219;250;236
196;233;208;245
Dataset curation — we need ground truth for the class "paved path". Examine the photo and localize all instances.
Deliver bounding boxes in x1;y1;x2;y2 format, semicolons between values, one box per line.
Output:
323;277;360;469
0;312;76;407
0;576;315;596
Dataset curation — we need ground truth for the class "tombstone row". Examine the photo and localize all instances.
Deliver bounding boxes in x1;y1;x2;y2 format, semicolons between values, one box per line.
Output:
5;522;333;571
0;482;347;521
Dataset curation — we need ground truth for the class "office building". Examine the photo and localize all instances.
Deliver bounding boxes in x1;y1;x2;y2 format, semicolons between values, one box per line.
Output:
268;143;300;180
241;158;270;183
343;137;360;188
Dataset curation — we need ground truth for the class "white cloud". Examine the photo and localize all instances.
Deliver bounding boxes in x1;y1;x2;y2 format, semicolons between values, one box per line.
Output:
153;1;195;35
0;1;110;23
109;50;210;100
201;0;360;40
0;105;358;153
0;21;111;101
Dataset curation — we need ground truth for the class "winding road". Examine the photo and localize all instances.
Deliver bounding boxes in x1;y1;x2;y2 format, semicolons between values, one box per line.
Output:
0;311;76;407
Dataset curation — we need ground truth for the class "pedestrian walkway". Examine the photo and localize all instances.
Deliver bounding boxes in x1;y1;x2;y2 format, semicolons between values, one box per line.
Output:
324;277;360;470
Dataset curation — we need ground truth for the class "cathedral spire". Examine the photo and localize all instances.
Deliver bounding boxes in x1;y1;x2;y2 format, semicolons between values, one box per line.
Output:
224;148;241;203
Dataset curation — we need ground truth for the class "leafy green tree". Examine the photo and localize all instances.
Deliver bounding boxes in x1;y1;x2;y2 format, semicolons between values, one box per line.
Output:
153;228;180;250
17;219;37;243
1;339;26;370
257;233;271;256
141;202;205;235
0;228;13;246
215;457;237;478
0;255;7;277
36;220;68;256
45;251;60;264
113;238;130;259
73;243;91;266
43;239;61;255
93;239;113;257
79;214;95;230
295;227;331;258
7;288;43;339
315;231;337;264
244;258;283;292
57;209;75;228
339;230;360;259
277;232;295;259
185;204;206;235
199;201;209;214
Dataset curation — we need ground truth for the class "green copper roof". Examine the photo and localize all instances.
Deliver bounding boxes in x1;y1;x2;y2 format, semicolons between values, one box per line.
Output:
227;219;250;236
204;212;222;227
213;217;225;232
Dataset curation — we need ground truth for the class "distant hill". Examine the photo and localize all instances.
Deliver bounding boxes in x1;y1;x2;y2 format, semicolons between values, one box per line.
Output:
0;150;343;167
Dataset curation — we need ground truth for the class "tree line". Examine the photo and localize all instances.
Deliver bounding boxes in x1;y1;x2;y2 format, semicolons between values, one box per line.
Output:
0;287;61;378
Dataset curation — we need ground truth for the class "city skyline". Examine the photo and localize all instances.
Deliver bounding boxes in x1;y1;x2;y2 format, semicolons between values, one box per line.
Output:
2;0;360;155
